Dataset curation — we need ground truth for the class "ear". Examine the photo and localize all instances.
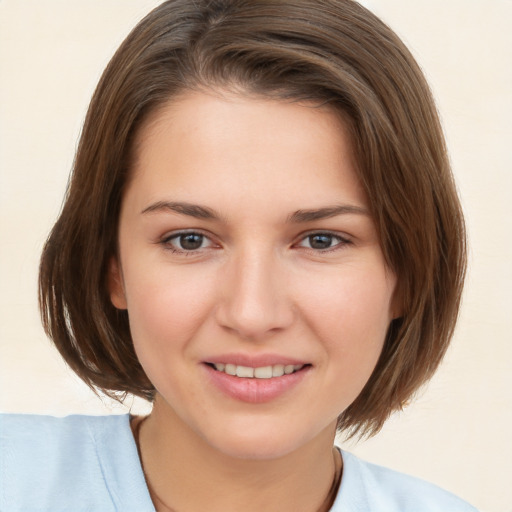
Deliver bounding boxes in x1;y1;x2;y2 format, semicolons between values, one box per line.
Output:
107;257;128;310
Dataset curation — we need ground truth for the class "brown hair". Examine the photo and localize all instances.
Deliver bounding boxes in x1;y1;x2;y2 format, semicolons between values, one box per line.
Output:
39;0;466;438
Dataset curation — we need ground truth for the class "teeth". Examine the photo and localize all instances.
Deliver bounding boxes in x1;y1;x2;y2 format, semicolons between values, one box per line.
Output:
284;365;295;374
272;364;284;377
236;365;254;378
254;366;272;379
225;363;236;376
213;363;304;379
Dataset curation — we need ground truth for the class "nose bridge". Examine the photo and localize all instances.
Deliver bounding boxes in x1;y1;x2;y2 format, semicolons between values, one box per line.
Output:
216;244;293;339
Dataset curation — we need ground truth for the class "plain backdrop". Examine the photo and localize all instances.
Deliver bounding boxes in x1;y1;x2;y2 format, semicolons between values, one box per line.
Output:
0;1;511;511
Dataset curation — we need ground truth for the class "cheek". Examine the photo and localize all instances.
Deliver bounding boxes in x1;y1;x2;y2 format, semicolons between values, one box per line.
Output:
122;264;217;356
297;262;395;361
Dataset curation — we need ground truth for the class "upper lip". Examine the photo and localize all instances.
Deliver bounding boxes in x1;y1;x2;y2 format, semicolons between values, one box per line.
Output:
204;354;310;368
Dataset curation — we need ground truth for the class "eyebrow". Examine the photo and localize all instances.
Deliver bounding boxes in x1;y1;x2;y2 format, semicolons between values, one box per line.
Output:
141;201;220;220
141;201;369;223
287;205;370;223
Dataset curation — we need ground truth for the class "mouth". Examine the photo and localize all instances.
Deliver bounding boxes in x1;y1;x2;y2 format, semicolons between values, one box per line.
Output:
206;362;309;379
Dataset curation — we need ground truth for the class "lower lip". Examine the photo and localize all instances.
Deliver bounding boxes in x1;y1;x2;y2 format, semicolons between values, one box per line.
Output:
204;364;310;404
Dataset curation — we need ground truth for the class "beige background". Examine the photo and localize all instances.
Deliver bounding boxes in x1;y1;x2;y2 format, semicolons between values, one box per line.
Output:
0;1;510;511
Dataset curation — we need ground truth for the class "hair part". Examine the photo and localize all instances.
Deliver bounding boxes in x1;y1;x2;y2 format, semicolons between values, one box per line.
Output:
39;0;466;438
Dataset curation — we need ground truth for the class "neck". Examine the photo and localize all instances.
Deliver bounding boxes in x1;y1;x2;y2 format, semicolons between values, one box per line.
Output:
135;397;340;512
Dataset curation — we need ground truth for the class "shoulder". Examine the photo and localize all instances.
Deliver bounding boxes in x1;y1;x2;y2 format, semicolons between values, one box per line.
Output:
0;410;128;441
0;413;153;511
331;450;479;512
0;413;129;473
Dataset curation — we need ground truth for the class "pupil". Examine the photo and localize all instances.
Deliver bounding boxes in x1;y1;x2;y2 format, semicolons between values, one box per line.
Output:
310;234;332;249
180;234;203;250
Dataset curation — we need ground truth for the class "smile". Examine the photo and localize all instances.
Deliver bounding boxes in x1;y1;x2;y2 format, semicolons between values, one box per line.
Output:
209;363;306;379
205;361;311;403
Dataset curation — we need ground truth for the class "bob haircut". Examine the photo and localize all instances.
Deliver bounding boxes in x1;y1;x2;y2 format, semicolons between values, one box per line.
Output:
39;0;466;438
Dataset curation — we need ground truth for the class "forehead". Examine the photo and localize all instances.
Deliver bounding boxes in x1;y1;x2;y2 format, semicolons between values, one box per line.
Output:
126;90;367;216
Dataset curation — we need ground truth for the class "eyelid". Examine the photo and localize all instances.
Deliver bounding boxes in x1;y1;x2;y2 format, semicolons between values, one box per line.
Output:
159;229;219;253
157;229;352;254
160;228;210;242
293;230;353;251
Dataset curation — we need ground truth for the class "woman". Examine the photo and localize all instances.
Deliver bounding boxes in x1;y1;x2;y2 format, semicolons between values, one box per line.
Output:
1;1;475;510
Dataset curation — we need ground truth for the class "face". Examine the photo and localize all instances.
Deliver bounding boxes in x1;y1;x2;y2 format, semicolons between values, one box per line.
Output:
110;90;398;459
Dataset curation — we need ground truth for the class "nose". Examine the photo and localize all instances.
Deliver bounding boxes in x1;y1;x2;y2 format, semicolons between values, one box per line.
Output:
215;248;295;341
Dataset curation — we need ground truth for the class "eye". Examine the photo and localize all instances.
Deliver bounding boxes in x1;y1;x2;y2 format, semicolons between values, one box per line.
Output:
296;232;349;251
161;232;214;252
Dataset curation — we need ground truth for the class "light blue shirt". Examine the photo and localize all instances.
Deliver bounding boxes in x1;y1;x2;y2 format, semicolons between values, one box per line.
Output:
0;414;478;511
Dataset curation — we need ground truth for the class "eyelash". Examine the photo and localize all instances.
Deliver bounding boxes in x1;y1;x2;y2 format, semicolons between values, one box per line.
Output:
160;230;216;255
159;230;352;255
296;232;352;252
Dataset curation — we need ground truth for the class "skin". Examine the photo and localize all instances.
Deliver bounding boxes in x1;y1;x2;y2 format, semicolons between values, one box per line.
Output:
109;90;398;512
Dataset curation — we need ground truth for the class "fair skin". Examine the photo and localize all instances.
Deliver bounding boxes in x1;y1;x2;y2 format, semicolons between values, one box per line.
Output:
109;90;398;512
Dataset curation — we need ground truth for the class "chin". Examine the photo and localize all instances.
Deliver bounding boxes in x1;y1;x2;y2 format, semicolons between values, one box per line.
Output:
209;434;300;460
198;417;332;461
